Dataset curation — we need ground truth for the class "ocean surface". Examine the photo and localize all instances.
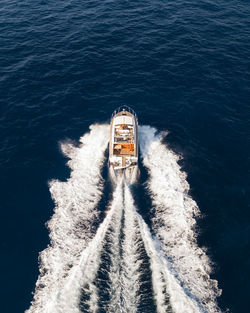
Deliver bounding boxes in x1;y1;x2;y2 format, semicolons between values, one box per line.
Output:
0;0;249;312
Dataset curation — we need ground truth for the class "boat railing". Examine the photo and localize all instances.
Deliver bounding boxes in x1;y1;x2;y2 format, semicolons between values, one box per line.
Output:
111;105;138;122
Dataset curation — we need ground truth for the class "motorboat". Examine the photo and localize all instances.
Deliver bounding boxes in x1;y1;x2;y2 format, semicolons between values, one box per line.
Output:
109;106;138;183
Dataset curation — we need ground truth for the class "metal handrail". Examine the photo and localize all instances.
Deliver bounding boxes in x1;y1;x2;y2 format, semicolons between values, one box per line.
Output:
111;105;138;122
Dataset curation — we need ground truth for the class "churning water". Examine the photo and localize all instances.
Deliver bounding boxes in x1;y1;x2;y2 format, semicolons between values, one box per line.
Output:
26;125;221;313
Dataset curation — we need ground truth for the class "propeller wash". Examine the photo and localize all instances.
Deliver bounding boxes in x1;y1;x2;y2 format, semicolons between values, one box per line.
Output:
27;122;222;313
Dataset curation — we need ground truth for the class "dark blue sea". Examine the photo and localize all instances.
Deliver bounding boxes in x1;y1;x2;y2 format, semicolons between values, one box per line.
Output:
0;1;249;312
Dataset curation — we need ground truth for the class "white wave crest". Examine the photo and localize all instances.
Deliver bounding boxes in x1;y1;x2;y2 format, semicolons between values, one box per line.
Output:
139;125;222;313
26;124;109;313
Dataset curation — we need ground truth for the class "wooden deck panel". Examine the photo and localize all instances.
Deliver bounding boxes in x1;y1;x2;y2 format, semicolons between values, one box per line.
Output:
122;157;126;167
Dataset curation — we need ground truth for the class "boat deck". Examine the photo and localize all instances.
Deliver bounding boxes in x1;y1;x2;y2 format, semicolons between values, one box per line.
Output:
109;108;138;166
113;143;135;156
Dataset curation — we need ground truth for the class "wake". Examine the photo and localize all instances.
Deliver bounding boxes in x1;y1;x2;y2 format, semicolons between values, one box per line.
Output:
102;182;142;313
26;124;109;313
27;124;221;313
139;125;222;313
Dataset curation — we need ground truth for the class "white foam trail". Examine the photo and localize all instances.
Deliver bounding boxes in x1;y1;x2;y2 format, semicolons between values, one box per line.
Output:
123;184;199;313
137;212;201;313
139;125;221;313
105;184;123;313
104;181;142;313
55;181;124;313
121;185;142;312
27;124;109;313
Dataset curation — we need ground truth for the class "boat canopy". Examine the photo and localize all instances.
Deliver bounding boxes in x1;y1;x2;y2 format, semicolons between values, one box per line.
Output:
114;115;133;125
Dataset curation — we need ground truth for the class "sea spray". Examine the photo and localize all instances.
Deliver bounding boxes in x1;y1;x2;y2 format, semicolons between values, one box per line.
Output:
106;181;142;313
139;125;221;313
136;210;202;313
124;183;200;313
120;184;143;312
101;182;124;313
27;123;222;313
56;181;124;313
27;124;109;313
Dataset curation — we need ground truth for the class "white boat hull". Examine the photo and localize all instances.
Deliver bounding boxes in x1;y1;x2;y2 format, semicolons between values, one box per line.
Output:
109;106;139;184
